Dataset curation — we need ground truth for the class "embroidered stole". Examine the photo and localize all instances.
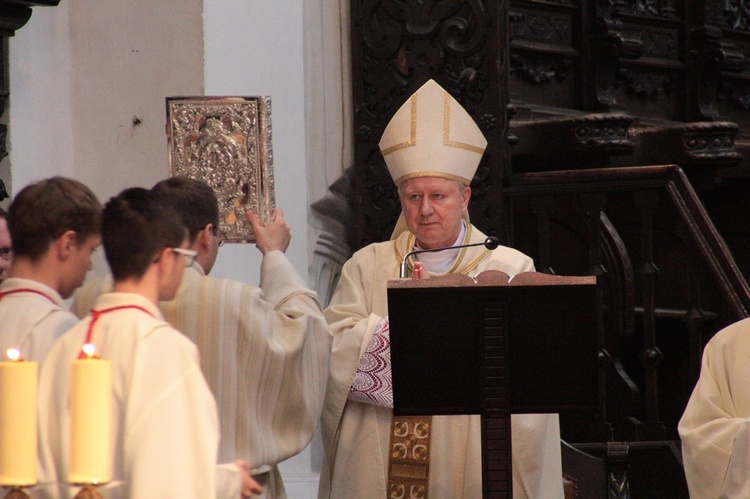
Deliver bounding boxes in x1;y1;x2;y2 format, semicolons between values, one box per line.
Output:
387;415;432;498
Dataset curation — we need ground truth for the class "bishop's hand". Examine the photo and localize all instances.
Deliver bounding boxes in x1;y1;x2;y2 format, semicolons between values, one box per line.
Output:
412;261;428;280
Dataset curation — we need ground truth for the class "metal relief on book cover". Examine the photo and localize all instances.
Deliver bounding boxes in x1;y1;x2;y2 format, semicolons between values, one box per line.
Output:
166;96;275;243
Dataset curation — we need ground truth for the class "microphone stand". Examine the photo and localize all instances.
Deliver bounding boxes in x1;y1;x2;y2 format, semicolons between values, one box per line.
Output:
398;236;500;278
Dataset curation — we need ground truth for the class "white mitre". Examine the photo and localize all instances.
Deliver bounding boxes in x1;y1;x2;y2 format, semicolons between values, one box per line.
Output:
378;79;488;186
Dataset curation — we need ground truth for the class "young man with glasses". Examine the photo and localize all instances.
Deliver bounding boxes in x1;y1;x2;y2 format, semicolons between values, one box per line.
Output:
72;176;331;497
38;187;262;498
0;177;101;362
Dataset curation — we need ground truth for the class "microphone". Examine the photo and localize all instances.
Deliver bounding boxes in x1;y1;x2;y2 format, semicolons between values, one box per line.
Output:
398;236;500;278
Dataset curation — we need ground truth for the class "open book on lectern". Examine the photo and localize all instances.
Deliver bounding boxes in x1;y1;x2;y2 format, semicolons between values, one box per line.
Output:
386;270;599;420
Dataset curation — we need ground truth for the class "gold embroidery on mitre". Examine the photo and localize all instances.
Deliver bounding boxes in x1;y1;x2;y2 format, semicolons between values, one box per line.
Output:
381;94;418;156
388;415;432;499
394;171;471;187
443;93;485;154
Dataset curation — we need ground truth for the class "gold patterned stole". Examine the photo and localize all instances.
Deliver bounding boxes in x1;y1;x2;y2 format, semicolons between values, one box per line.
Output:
387;415;432;498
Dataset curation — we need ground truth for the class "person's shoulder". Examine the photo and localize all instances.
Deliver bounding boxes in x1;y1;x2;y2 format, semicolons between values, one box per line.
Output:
37;307;78;330
143;321;200;354
199;272;257;295
40;320;87;368
706;318;750;349
76;274;114;296
71;274;114;317
349;239;394;262
494;244;533;263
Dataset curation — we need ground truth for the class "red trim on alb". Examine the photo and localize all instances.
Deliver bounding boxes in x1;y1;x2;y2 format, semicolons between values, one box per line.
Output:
0;288;58;306
78;305;154;359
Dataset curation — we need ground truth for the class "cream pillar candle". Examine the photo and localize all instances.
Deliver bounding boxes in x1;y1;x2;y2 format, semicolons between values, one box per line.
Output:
69;344;111;485
0;348;37;487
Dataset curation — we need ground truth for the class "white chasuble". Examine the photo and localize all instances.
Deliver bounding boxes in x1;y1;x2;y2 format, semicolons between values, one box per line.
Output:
321;223;564;499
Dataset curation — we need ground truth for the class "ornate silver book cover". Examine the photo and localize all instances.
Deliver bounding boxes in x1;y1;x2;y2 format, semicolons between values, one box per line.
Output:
166;96;275;243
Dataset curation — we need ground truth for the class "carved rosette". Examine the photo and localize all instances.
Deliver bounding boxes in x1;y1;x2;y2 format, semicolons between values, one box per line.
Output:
352;0;505;246
682;122;741;164
572;116;635;152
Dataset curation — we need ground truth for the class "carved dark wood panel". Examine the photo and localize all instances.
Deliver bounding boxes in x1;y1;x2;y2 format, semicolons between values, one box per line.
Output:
1;37;8;164
350;0;512;247
509;1;580;110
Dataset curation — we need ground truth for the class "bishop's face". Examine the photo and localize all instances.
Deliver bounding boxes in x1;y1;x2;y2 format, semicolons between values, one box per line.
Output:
398;176;471;249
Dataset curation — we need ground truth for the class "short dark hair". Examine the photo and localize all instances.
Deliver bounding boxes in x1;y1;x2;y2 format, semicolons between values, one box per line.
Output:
151;176;219;241
8;177;102;260
102;187;186;281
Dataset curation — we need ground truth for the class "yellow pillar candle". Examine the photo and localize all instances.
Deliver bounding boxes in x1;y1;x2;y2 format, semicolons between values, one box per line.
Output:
0;349;38;487
69;344;111;485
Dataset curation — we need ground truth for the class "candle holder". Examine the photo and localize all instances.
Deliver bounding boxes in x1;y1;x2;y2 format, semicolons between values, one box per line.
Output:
2;486;30;498
73;484;103;499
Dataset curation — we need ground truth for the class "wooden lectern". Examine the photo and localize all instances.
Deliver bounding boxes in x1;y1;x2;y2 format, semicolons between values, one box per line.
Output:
387;271;599;498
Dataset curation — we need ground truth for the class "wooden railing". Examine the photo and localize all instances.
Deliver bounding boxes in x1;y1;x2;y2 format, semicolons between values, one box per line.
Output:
504;164;750;496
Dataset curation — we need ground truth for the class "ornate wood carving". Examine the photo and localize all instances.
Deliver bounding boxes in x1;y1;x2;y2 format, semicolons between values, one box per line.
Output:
511;114;635;170
509;1;580;109
1;38;8;164
623;122;742;184
719;0;750;31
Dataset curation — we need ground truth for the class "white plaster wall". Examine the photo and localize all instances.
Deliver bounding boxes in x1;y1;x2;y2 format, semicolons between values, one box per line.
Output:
203;3;318;495
8;5;74;186
9;0;205;277
203;0;309;291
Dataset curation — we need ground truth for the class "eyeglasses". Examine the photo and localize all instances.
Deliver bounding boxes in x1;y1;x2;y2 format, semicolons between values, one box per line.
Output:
0;248;12;261
172;247;198;267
